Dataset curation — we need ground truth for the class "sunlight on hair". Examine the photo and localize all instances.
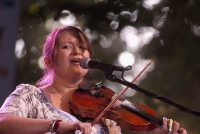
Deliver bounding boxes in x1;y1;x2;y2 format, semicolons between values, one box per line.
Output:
118;51;135;67
15;38;26;58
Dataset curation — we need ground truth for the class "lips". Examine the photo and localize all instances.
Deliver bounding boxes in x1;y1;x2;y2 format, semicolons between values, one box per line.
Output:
70;58;81;63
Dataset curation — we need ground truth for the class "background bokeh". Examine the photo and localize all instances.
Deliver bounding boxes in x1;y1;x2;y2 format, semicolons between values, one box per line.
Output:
2;0;200;133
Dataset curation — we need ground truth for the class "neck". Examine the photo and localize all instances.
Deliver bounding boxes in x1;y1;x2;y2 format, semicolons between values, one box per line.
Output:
52;73;84;89
52;85;76;99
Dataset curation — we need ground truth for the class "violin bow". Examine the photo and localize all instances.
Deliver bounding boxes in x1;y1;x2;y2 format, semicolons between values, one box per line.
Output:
91;61;152;126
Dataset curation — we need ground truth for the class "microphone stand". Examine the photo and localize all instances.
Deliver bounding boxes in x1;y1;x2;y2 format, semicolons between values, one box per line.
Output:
104;72;200;118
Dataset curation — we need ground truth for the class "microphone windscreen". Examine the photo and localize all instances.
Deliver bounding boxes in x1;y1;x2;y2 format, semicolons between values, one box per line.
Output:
80;57;90;69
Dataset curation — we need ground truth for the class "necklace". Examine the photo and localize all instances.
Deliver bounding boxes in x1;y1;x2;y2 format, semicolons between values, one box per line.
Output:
52;86;68;99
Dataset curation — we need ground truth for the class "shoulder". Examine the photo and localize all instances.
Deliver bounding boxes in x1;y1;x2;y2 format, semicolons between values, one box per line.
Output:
9;84;45;101
13;83;47;103
14;83;40;95
16;83;38;90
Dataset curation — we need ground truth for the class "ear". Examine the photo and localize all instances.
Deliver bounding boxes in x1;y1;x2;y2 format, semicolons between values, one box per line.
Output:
44;57;53;68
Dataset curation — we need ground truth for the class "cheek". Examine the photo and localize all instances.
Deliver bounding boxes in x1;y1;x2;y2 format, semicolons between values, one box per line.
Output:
58;49;71;58
83;51;90;58
56;52;69;65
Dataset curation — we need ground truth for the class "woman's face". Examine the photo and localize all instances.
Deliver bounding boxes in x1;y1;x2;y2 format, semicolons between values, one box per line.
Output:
53;31;90;80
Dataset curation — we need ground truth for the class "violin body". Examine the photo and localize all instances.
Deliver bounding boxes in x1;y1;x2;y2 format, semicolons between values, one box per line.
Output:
70;84;159;132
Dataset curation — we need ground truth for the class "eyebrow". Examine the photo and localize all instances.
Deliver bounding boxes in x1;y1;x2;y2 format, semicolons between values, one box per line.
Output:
60;41;74;46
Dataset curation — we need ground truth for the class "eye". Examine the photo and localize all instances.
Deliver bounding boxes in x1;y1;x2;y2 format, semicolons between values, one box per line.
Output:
63;45;72;49
79;45;88;50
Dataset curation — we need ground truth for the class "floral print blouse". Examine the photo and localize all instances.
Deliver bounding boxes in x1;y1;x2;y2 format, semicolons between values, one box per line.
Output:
0;84;106;134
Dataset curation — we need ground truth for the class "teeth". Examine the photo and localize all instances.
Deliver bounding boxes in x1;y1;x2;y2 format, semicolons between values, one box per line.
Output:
72;58;80;62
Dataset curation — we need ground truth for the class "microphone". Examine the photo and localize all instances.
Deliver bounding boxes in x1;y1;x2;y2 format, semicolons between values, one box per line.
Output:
80;57;125;72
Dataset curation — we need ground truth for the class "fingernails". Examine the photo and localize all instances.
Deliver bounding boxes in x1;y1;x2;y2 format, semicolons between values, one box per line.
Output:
163;117;166;120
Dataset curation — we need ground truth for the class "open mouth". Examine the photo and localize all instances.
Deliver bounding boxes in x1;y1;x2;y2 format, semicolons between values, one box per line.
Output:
70;58;81;63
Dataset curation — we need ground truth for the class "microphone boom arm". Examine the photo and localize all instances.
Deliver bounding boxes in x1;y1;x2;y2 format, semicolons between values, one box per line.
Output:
104;73;200;118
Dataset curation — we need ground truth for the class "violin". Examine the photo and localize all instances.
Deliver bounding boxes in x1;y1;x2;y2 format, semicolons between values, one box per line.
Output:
69;81;163;132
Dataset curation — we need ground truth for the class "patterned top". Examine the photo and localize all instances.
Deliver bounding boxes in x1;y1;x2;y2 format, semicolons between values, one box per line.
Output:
0;84;105;134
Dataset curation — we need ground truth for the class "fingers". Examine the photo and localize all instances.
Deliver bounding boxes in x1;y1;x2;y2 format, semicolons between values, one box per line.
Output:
59;121;92;134
178;128;187;134
171;120;179;134
163;117;168;130
152;117;187;134
72;121;92;134
163;117;187;134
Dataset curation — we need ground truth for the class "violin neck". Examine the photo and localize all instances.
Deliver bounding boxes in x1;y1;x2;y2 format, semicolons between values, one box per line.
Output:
121;100;163;126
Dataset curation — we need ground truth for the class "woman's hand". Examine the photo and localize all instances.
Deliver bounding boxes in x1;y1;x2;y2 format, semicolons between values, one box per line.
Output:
59;121;92;134
152;117;187;134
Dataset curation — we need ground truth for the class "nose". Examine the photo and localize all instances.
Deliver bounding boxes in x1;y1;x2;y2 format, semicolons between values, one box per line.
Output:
71;46;81;55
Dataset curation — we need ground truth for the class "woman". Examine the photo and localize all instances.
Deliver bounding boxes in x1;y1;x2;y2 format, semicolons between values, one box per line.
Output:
0;26;186;134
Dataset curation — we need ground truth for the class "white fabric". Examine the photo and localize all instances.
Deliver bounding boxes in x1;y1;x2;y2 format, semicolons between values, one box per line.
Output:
0;84;104;134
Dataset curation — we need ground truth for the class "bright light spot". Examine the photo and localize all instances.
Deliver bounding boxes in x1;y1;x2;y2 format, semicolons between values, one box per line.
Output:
118;51;135;67
160;39;164;45
120;26;140;51
59;10;77;26
103;76;136;97
161;6;170;13
120;26;159;52
84;28;94;42
153;15;167;28
139;27;159;45
99;32;117;48
44;10;77;31
142;0;161;10
99;35;112;48
36;0;47;6
107;12;115;20
130;10;138;23
94;0;107;4
120;10;138;23
132;59;155;83
153;7;169;28
110;20;119;30
123;88;136;97
120;75;136;97
44;18;63;31
38;56;45;69
191;25;200;36
120;11;131;20
15;38;26;58
30;46;39;54
84;28;99;42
